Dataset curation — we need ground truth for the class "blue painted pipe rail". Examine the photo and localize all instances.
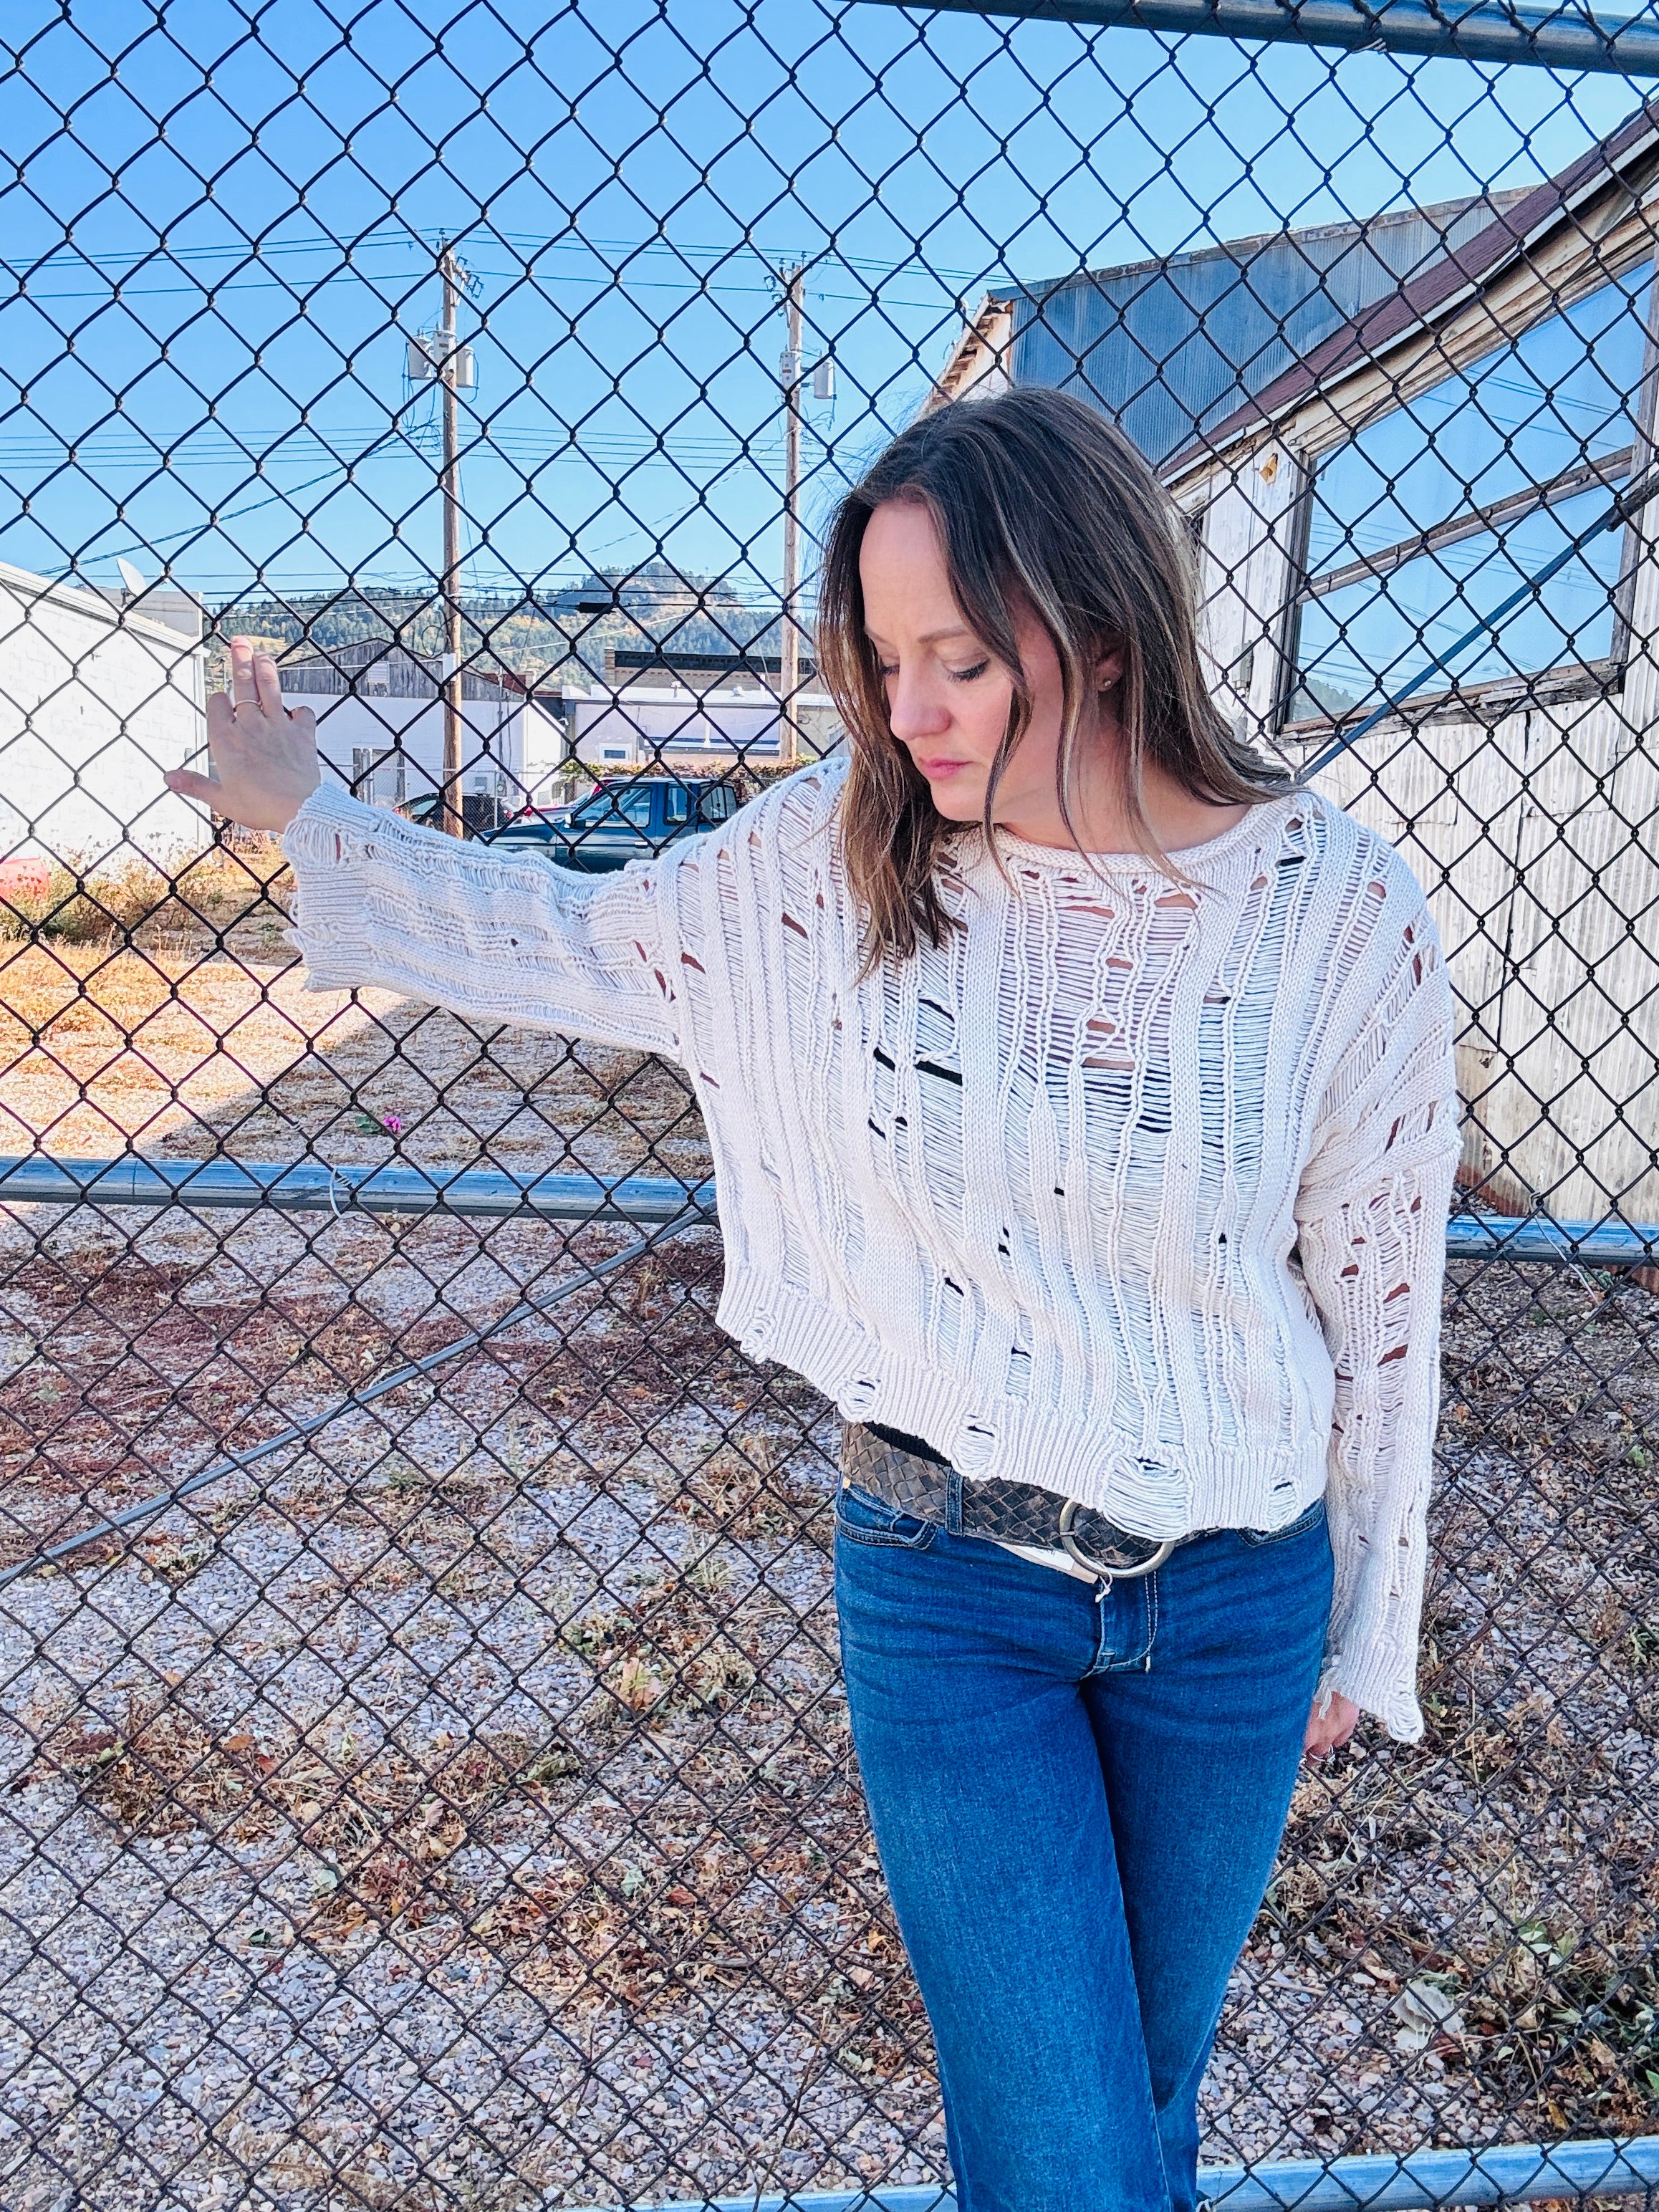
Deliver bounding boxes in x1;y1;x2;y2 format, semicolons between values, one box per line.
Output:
1444;1211;1659;1265
0;1153;715;1224
1;1156;1653;1266
619;2135;1659;2212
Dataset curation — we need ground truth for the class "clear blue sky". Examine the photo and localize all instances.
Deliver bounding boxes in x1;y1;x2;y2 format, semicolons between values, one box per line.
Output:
0;0;1649;609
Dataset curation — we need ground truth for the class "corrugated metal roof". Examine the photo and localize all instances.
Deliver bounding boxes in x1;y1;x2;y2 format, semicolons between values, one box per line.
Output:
1007;193;1529;465
1166;102;1659;472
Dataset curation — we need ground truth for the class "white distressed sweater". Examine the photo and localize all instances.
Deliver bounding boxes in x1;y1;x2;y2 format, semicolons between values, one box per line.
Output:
283;758;1461;1741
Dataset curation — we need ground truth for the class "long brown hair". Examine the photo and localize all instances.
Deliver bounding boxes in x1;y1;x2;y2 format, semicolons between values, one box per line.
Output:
816;386;1293;968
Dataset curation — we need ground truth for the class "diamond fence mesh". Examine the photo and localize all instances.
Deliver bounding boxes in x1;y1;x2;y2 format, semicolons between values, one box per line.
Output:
1;3;1658;2208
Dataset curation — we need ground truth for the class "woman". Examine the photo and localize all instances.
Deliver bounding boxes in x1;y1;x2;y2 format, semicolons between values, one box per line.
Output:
169;388;1460;2212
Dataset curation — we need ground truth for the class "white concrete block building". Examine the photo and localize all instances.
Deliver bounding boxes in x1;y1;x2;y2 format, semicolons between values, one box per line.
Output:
0;562;209;869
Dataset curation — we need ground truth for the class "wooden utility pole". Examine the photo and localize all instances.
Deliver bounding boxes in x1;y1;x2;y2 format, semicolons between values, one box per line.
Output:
440;244;466;837
778;263;804;766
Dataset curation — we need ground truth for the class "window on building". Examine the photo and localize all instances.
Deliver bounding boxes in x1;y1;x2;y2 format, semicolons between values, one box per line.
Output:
350;747;405;804
1285;265;1653;726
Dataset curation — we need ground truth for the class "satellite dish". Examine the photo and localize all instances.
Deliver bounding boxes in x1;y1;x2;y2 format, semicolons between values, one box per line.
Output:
116;557;147;597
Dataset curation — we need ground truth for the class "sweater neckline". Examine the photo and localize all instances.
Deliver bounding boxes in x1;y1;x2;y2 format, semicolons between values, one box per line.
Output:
986;791;1299;877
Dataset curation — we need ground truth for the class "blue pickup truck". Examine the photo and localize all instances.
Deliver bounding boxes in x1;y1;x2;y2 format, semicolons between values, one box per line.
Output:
481;776;742;873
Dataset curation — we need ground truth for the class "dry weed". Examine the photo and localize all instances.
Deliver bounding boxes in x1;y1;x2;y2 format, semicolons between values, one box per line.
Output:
45;1703;583;1937
0;845;291;949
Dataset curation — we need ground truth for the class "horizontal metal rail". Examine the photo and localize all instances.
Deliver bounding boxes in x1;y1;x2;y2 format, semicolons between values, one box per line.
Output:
895;0;1659;78
0;1152;715;1223
623;2134;1659;2212
1444;1211;1659;1264
1;1155;1654;1266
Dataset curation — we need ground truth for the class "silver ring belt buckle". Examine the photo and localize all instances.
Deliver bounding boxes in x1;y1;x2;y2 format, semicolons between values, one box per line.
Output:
1057;1499;1175;1581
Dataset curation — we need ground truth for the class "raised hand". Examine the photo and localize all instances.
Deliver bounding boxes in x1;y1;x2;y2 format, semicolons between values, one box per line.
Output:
165;636;322;832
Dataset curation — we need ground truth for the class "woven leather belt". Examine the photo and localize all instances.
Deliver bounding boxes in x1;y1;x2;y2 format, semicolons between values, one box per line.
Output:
841;1420;1196;1579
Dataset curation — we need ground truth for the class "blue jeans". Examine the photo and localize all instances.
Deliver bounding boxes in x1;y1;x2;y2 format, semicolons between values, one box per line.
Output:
834;1477;1334;2212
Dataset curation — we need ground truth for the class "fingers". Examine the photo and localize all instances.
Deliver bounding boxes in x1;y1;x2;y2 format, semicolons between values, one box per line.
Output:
215;640;290;731
229;635;260;708
166;769;223;804
1302;1716;1358;1761
1302;1696;1355;1761
253;648;284;718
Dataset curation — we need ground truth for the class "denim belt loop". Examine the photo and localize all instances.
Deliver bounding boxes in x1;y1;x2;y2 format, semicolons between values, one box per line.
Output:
947;1465;965;1537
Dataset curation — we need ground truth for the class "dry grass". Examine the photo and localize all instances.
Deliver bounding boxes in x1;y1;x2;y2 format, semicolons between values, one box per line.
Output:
0;844;292;949
0;938;702;1188
44;1702;580;1930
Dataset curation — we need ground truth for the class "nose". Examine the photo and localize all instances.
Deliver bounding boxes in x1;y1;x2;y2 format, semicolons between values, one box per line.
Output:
885;663;951;746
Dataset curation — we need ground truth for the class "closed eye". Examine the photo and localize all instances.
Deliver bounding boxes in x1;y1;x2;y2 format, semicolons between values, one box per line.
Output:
948;660;989;683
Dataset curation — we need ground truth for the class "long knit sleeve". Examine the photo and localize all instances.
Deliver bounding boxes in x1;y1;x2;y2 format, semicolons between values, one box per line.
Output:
1294;907;1461;1742
280;784;684;1057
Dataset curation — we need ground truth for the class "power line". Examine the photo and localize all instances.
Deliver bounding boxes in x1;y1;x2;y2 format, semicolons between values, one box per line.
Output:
0;425;791;471
0;226;1006;288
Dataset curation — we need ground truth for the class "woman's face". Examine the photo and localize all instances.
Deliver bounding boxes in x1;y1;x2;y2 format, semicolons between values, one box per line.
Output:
857;495;1121;835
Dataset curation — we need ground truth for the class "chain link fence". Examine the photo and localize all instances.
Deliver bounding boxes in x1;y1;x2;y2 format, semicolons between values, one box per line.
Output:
1;2;1657;2206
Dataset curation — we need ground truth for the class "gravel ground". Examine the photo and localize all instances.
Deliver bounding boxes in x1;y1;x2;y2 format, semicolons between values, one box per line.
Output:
0;940;1655;2210
0;1244;1653;2212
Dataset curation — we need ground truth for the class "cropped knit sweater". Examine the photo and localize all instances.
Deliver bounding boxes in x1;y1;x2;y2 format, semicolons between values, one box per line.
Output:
282;756;1461;1741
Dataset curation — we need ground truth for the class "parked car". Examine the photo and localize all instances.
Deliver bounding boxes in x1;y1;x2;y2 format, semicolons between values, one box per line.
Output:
400;789;511;836
480;776;742;872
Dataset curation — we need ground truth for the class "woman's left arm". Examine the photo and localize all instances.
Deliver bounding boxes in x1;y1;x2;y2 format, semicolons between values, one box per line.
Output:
1294;898;1463;1747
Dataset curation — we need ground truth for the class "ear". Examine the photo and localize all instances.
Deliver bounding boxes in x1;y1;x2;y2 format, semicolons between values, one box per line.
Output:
1095;640;1126;692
